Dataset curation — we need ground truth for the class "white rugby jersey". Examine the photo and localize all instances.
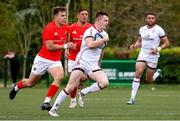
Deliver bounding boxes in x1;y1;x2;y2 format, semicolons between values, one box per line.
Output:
76;26;108;66
139;24;166;56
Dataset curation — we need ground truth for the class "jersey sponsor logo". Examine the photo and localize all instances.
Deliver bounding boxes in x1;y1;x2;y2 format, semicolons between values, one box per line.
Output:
73;37;82;41
54;39;66;42
142;34;154;41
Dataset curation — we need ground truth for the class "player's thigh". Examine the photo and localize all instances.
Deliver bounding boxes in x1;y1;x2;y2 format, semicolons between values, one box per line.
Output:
89;71;109;85
135;61;146;77
65;70;84;93
48;66;64;85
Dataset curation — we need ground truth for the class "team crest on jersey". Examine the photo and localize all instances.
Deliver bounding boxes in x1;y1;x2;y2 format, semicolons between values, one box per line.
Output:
144;34;150;38
72;30;77;34
54;32;58;36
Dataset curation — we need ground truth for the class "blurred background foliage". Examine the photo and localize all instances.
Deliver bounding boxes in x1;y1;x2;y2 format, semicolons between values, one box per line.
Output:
0;0;180;56
0;0;179;83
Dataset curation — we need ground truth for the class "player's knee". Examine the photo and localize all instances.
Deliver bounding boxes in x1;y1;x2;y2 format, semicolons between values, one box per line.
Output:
105;80;109;86
58;75;64;81
65;83;76;94
80;76;87;82
100;80;109;88
53;75;64;84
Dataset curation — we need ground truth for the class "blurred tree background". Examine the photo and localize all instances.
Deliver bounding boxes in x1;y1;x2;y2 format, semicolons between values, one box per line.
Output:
0;0;179;80
0;0;179;54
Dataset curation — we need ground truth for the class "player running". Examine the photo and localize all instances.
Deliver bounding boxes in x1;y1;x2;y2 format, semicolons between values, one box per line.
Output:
66;8;92;108
49;11;109;116
9;6;76;111
127;12;169;104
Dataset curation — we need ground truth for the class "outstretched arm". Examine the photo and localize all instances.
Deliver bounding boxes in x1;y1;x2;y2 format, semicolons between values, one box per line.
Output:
129;36;142;50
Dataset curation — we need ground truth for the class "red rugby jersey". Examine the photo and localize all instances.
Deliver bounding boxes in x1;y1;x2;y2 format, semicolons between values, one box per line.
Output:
38;21;69;61
69;22;91;60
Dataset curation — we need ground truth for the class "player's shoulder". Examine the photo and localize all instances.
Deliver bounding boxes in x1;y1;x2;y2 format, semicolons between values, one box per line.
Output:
86;23;92;27
44;21;54;28
86;26;94;32
83;26;94;36
139;25;147;30
154;24;164;30
43;21;54;32
70;22;78;27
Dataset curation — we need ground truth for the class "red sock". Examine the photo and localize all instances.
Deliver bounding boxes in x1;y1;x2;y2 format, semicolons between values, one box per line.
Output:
17;81;24;89
46;85;59;99
70;88;77;98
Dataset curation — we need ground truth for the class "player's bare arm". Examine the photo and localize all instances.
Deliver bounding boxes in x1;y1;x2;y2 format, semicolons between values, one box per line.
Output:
150;36;169;54
130;36;142;50
65;49;69;59
159;36;169;50
86;35;109;48
45;40;76;51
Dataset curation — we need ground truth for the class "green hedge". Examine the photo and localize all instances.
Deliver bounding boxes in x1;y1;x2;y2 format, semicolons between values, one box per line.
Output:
158;47;180;84
104;47;180;84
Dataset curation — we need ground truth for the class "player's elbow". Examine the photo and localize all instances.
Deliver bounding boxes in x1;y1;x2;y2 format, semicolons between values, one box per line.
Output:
166;41;170;48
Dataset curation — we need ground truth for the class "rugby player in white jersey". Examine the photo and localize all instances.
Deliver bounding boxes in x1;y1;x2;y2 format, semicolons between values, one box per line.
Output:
48;11;109;116
127;12;169;104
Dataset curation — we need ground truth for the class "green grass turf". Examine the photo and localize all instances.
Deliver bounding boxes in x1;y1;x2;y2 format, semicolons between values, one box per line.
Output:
0;84;180;120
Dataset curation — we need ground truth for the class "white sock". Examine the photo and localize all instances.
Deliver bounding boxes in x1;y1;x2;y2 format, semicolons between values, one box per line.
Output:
81;82;101;95
44;97;51;103
71;98;76;102
14;85;19;91
51;90;68;110
131;78;140;100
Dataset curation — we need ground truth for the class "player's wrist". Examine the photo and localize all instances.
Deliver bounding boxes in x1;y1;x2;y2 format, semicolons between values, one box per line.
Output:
157;47;162;52
64;44;67;49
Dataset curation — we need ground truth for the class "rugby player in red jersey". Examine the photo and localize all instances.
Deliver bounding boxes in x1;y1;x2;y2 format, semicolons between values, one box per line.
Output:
9;6;76;111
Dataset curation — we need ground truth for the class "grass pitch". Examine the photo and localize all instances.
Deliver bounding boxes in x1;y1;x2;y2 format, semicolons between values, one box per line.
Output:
0;84;180;120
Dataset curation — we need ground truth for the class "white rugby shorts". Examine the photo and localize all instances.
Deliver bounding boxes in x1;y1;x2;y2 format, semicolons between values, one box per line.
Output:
31;55;63;75
74;59;101;75
137;51;159;69
68;60;76;73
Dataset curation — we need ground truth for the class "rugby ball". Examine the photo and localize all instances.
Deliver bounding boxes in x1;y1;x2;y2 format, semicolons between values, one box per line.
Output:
94;33;107;49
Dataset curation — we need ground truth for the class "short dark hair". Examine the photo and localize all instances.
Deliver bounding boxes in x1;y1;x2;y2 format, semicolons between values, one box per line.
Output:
95;11;109;19
53;6;66;16
145;11;156;17
78;8;88;13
